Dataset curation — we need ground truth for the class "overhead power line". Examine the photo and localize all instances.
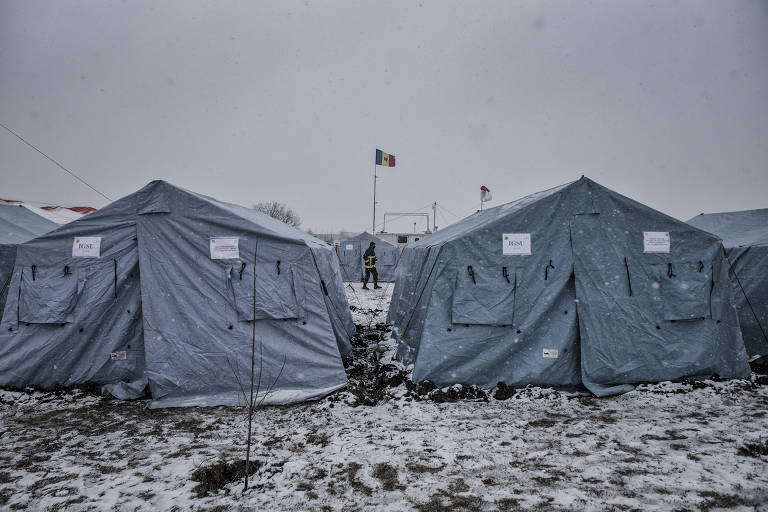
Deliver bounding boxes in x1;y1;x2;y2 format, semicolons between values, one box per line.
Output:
0;122;112;202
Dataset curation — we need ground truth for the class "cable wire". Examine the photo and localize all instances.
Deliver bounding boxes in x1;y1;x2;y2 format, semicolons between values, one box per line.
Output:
0;122;112;202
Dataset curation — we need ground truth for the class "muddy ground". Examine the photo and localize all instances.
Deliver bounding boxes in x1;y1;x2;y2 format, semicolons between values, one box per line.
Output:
0;283;767;511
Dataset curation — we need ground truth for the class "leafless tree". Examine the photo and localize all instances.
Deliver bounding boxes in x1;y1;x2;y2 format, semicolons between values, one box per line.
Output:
252;201;301;227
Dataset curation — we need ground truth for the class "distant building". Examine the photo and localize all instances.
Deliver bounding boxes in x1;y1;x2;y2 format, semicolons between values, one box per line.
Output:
0;198;96;225
375;231;431;250
309;231;355;247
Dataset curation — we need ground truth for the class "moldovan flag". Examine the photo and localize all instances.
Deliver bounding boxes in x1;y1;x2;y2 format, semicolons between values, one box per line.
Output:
375;149;396;167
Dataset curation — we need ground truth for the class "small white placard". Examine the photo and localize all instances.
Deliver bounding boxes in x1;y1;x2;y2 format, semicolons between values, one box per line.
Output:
72;237;101;258
110;351;127;361
210;237;239;259
502;233;531;255
346;244;354;250
543;349;558;359
643;232;670;253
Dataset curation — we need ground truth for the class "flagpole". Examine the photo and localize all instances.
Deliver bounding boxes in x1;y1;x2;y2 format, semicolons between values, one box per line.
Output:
372;161;378;233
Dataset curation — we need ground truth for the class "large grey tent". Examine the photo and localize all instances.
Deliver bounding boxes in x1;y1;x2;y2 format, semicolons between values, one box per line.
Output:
688;209;768;358
0;181;355;407
389;177;750;396
0;204;59;314
337;232;400;282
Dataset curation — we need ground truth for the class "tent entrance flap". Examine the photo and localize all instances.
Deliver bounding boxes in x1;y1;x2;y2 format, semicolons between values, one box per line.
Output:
570;214;732;395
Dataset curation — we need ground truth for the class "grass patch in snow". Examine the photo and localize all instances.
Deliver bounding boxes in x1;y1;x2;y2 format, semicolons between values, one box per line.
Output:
190;458;261;498
737;439;768;458
371;462;404;491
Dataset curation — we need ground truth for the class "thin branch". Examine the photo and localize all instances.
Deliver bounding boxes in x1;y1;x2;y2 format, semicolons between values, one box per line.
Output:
255;354;287;409
226;355;248;405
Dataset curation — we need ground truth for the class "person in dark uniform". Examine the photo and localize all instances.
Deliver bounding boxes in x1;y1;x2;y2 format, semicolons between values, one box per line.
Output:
362;242;381;289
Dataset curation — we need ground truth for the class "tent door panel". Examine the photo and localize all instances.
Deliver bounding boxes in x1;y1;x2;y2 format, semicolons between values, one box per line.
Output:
570;215;660;393
571;215;721;394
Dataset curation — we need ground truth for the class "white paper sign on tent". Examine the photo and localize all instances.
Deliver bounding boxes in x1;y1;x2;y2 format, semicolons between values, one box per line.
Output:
502;233;531;255
543;349;559;359
643;232;670;253
346;244;354;250
210;237;240;259
72;237;101;258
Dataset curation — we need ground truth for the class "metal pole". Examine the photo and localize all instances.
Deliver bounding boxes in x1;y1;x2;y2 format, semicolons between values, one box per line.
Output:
432;202;437;232
372;162;377;233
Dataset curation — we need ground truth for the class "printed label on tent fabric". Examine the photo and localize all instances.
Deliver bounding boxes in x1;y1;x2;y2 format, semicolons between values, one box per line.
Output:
502;233;531;255
72;237;101;258
543;349;558;358
210;237;239;259
643;232;670;253
110;351;127;361
346;244;354;250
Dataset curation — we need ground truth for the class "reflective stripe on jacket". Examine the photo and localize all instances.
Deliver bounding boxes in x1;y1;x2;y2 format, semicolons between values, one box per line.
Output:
364;255;376;269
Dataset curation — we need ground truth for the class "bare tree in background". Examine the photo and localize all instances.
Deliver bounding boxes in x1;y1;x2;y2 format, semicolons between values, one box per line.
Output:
252;201;301;227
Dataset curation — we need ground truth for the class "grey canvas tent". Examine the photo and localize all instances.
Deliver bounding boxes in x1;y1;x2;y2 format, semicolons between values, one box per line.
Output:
0;204;59;314
389;177;750;396
0;181;355;407
337;232;400;282
688;209;768;358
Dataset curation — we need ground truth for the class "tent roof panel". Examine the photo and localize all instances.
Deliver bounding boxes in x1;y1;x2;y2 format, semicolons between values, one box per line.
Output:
688;209;768;247
0;203;59;244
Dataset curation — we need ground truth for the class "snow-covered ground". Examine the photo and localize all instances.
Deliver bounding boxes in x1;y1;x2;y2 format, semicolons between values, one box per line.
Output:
1;282;767;511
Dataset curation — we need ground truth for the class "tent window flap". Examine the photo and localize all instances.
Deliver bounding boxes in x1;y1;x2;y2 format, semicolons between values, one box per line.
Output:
229;260;301;321
451;266;516;325
657;261;713;321
19;265;85;324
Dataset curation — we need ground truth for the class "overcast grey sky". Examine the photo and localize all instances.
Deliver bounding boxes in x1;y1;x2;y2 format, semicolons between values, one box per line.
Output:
1;0;766;234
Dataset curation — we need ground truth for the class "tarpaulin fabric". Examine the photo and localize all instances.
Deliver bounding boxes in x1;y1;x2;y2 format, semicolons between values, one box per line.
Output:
0;181;354;407
0;204;59;314
389;177;750;396
0;204;60;244
337;232;400;282
688;209;768;358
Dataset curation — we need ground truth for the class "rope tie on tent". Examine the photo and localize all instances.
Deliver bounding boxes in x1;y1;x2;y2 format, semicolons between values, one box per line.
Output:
511;270;518;330
724;249;768;346
698;261;704;272
502;266;510;283
320;280;329;296
31;265;37;281
346;282;365;311
113;259;118;298
467;265;476;284
667;263;676;279
624;257;633;296
544;260;555;280
0;272;13;301
239;262;246;280
276;260;281;275
709;271;715;319
63;265;72;276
